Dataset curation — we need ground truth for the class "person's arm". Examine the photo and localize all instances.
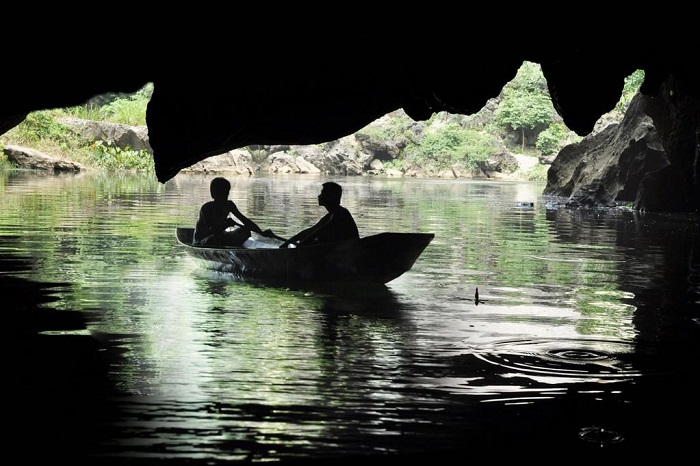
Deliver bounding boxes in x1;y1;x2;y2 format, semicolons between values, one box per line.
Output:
279;225;314;248
279;214;332;248
229;201;279;239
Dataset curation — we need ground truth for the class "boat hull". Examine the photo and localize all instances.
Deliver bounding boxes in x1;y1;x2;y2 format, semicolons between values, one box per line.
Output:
176;228;434;285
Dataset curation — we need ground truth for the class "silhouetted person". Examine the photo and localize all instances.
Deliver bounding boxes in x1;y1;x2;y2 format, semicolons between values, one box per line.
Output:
280;181;359;248
193;177;276;246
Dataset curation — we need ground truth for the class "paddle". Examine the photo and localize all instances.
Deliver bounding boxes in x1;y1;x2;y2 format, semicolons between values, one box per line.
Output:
264;231;288;242
229;218;287;243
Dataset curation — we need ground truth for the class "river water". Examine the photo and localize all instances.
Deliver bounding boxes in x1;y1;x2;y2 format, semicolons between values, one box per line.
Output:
3;170;699;463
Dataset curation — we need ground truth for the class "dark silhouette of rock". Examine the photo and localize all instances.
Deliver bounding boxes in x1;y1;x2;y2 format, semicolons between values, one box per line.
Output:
545;93;670;208
0;20;696;211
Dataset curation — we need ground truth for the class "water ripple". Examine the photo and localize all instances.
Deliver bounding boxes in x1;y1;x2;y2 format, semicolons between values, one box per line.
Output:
471;338;671;382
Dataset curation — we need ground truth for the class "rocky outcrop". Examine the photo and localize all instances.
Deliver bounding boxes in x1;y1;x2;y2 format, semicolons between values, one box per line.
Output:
178;149;258;175
59;117;151;153
635;74;700;212
544;93;669;207
268;151;322;174
2;145;84;173
1;17;696;204
49;112;530;180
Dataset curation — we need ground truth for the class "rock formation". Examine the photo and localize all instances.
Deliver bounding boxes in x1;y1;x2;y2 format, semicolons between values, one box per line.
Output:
0;16;697;211
544;93;669;208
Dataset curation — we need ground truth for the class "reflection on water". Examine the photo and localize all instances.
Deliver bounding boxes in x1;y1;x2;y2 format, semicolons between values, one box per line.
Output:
2;171;699;462
472;338;674;383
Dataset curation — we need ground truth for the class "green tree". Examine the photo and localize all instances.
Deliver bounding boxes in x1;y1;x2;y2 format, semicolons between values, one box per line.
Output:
496;61;554;152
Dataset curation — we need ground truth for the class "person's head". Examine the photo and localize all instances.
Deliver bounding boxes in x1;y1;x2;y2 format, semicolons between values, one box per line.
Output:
318;181;342;207
210;177;231;200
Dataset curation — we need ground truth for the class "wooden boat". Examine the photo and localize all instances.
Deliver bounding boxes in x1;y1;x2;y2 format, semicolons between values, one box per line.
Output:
176;227;434;286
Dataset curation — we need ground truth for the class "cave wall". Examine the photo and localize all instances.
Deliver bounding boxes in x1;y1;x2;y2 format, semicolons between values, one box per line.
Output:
1;16;698;211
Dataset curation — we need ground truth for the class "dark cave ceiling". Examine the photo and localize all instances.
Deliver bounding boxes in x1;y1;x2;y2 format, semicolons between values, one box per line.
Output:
1;15;697;191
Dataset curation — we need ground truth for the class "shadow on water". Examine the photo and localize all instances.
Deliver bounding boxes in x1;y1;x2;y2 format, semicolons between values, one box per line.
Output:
2;235;88;335
194;268;409;315
193;270;406;318
2;238;125;460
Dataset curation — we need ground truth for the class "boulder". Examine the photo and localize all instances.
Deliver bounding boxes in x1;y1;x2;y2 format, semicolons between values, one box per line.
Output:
3;145;84;172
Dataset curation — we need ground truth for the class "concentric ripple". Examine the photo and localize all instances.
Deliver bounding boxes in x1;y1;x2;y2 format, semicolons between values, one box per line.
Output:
578;426;624;445
472;338;670;382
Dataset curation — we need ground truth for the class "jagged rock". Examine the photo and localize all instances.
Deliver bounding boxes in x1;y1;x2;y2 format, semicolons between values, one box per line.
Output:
294;156;322;174
544;93;669;208
1;19;697;213
268;152;298;173
3;145;84;172
59;117;151;153
179;149;257;175
267;152;322;174
369;159;383;171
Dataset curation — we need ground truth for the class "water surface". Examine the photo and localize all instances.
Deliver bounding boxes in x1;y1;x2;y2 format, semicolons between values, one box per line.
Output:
2;171;699;462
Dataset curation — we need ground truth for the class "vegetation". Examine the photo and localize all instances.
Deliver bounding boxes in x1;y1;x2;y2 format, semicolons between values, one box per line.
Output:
68;83;153;125
358;111;413;140
616;69;645;113
408;122;496;171
0;110;87;167
524;163;549;182
496;61;554;152
0;67;644;178
0;108;154;173
0;83;154;172
536;122;570;156
89;141;154;171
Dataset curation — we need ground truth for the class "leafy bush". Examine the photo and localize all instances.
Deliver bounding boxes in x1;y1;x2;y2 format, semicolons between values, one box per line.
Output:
383;159;404;171
412;123;496;170
89;140;154;172
11;111;72;144
524;163;548;182
536;122;569;155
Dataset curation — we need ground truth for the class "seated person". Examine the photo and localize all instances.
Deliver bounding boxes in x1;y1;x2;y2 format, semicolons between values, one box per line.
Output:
280;181;359;248
193;177;276;246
